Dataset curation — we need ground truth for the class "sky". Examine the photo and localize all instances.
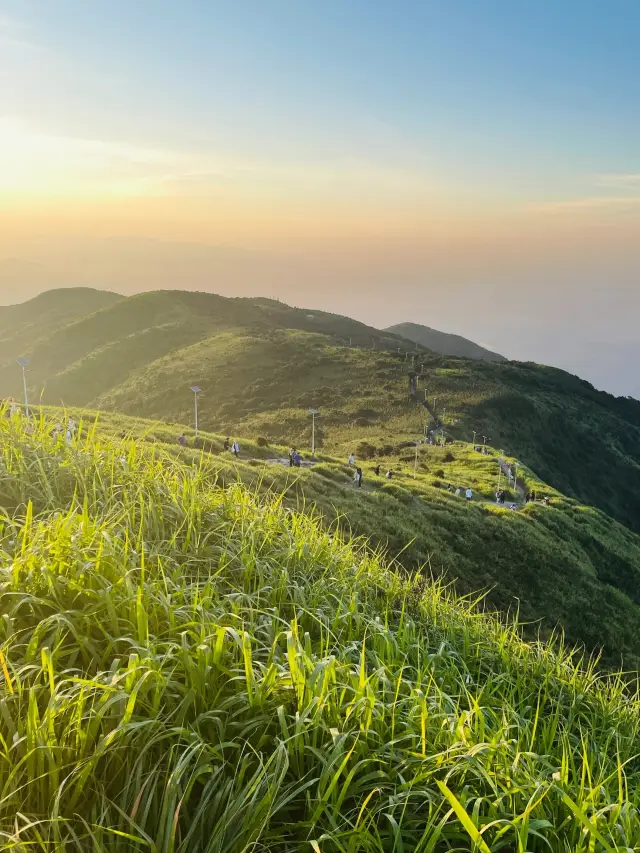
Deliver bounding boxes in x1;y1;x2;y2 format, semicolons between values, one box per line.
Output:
1;0;639;395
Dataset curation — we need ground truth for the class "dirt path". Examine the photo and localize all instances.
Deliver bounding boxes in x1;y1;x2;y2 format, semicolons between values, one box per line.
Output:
265;457;316;468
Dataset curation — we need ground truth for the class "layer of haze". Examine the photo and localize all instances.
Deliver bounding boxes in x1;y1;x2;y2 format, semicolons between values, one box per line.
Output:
1;0;639;396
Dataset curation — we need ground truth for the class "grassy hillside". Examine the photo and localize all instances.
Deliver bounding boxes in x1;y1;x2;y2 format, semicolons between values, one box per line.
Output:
25;405;640;669
3;412;640;851
3;288;640;536
386;321;506;361
0;287;122;365
0;289;420;405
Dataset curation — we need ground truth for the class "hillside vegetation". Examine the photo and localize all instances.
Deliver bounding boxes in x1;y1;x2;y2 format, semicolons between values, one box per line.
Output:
27;406;640;669
386;321;505;361
2;288;640;535
0;287;122;365
2;413;640;851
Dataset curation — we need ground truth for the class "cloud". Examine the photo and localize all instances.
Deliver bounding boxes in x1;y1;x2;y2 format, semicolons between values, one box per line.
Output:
525;195;640;213
524;172;640;215
594;173;640;192
0;118;193;196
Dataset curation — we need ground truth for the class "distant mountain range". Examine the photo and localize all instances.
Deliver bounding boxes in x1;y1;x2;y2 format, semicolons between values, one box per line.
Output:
385;322;505;362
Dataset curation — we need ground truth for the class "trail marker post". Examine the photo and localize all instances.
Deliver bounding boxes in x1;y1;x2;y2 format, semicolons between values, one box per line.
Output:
413;439;422;479
16;358;29;417
309;408;319;459
190;386;201;437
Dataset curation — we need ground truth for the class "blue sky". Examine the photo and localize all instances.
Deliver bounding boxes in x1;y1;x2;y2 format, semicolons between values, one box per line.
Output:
4;0;639;194
1;0;639;394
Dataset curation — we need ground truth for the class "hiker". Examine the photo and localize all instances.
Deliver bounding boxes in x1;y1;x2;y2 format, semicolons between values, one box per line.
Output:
465;487;473;502
455;487;461;496
288;447;295;467
293;451;302;467
525;492;531;503
66;418;77;445
386;469;393;480
509;503;517;511
232;440;240;457
223;438;230;452
354;467;363;488
373;464;381;476
544;496;550;506
178;433;187;447
348;453;355;466
530;489;537;502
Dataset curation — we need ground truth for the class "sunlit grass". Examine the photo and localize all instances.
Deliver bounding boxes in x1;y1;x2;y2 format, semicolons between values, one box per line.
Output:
1;411;640;850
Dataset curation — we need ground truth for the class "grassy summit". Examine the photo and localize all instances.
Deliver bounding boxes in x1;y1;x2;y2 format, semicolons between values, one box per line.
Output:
2;413;640;851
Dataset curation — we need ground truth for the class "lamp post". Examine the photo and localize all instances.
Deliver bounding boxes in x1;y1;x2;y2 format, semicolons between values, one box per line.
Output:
472;430;477;447
190;386;201;437
413;439;422;479
309;408;319;459
16;358;29;416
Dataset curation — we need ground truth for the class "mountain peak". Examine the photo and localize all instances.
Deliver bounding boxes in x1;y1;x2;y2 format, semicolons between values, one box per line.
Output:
385;322;505;362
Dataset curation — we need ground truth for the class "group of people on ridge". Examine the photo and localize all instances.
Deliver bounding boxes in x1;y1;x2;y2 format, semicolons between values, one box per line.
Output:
223;438;240;456
288;447;302;467
348;453;399;486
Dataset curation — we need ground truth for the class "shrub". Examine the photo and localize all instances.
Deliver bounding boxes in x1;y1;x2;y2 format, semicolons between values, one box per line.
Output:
444;451;456;462
356;441;376;460
377;444;395;457
435;468;445;478
256;435;269;447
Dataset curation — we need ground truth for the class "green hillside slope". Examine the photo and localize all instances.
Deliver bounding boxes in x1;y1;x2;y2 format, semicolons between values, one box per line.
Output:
26;406;640;669
2;412;640;851
3;287;640;535
386;320;506;361
0;287;122;365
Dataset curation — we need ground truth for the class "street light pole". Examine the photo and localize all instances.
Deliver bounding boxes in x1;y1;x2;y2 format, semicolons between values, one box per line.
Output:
472;430;477;446
414;439;422;479
16;358;29;416
309;408;319;459
190;386;201;437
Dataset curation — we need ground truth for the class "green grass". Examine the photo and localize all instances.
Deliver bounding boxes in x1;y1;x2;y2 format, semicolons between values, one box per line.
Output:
2;411;640;850
22;404;640;670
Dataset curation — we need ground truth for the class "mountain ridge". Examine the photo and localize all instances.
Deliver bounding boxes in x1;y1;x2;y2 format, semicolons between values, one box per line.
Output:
385;320;506;361
2;287;640;537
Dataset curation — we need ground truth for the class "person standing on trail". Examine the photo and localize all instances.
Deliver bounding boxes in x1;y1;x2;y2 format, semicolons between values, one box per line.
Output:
178;433;187;447
354;467;363;488
232;440;240;457
386;469;393;480
293;451;302;467
224;438;230;452
66;419;77;445
530;490;537;502
348;453;355;466
373;464;381;476
288;447;295;467
455;487;461;496
465;487;473;502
